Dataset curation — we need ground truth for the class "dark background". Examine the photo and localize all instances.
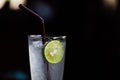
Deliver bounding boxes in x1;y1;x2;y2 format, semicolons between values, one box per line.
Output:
0;0;78;80
82;0;120;80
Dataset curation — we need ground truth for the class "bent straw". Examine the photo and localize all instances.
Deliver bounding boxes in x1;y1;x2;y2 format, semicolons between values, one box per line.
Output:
19;4;51;80
19;4;46;44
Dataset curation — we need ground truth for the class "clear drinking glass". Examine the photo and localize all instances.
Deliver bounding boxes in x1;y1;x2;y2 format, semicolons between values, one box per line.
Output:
28;35;66;80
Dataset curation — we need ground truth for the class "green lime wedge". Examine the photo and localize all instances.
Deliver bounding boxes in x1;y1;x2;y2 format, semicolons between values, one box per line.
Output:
44;40;64;64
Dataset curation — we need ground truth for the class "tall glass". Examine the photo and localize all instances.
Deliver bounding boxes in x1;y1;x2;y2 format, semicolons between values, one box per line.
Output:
28;35;66;80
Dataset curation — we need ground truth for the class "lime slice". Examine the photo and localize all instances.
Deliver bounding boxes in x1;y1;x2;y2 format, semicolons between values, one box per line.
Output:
44;40;64;64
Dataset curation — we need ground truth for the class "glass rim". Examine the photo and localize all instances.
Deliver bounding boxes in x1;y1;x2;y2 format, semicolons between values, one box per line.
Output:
28;35;66;40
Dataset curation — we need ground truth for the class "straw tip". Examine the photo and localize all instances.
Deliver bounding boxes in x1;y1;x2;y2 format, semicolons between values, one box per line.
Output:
19;4;22;7
19;4;24;9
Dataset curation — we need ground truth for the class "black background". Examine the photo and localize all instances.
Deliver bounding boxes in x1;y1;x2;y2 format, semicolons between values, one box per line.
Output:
82;0;120;80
